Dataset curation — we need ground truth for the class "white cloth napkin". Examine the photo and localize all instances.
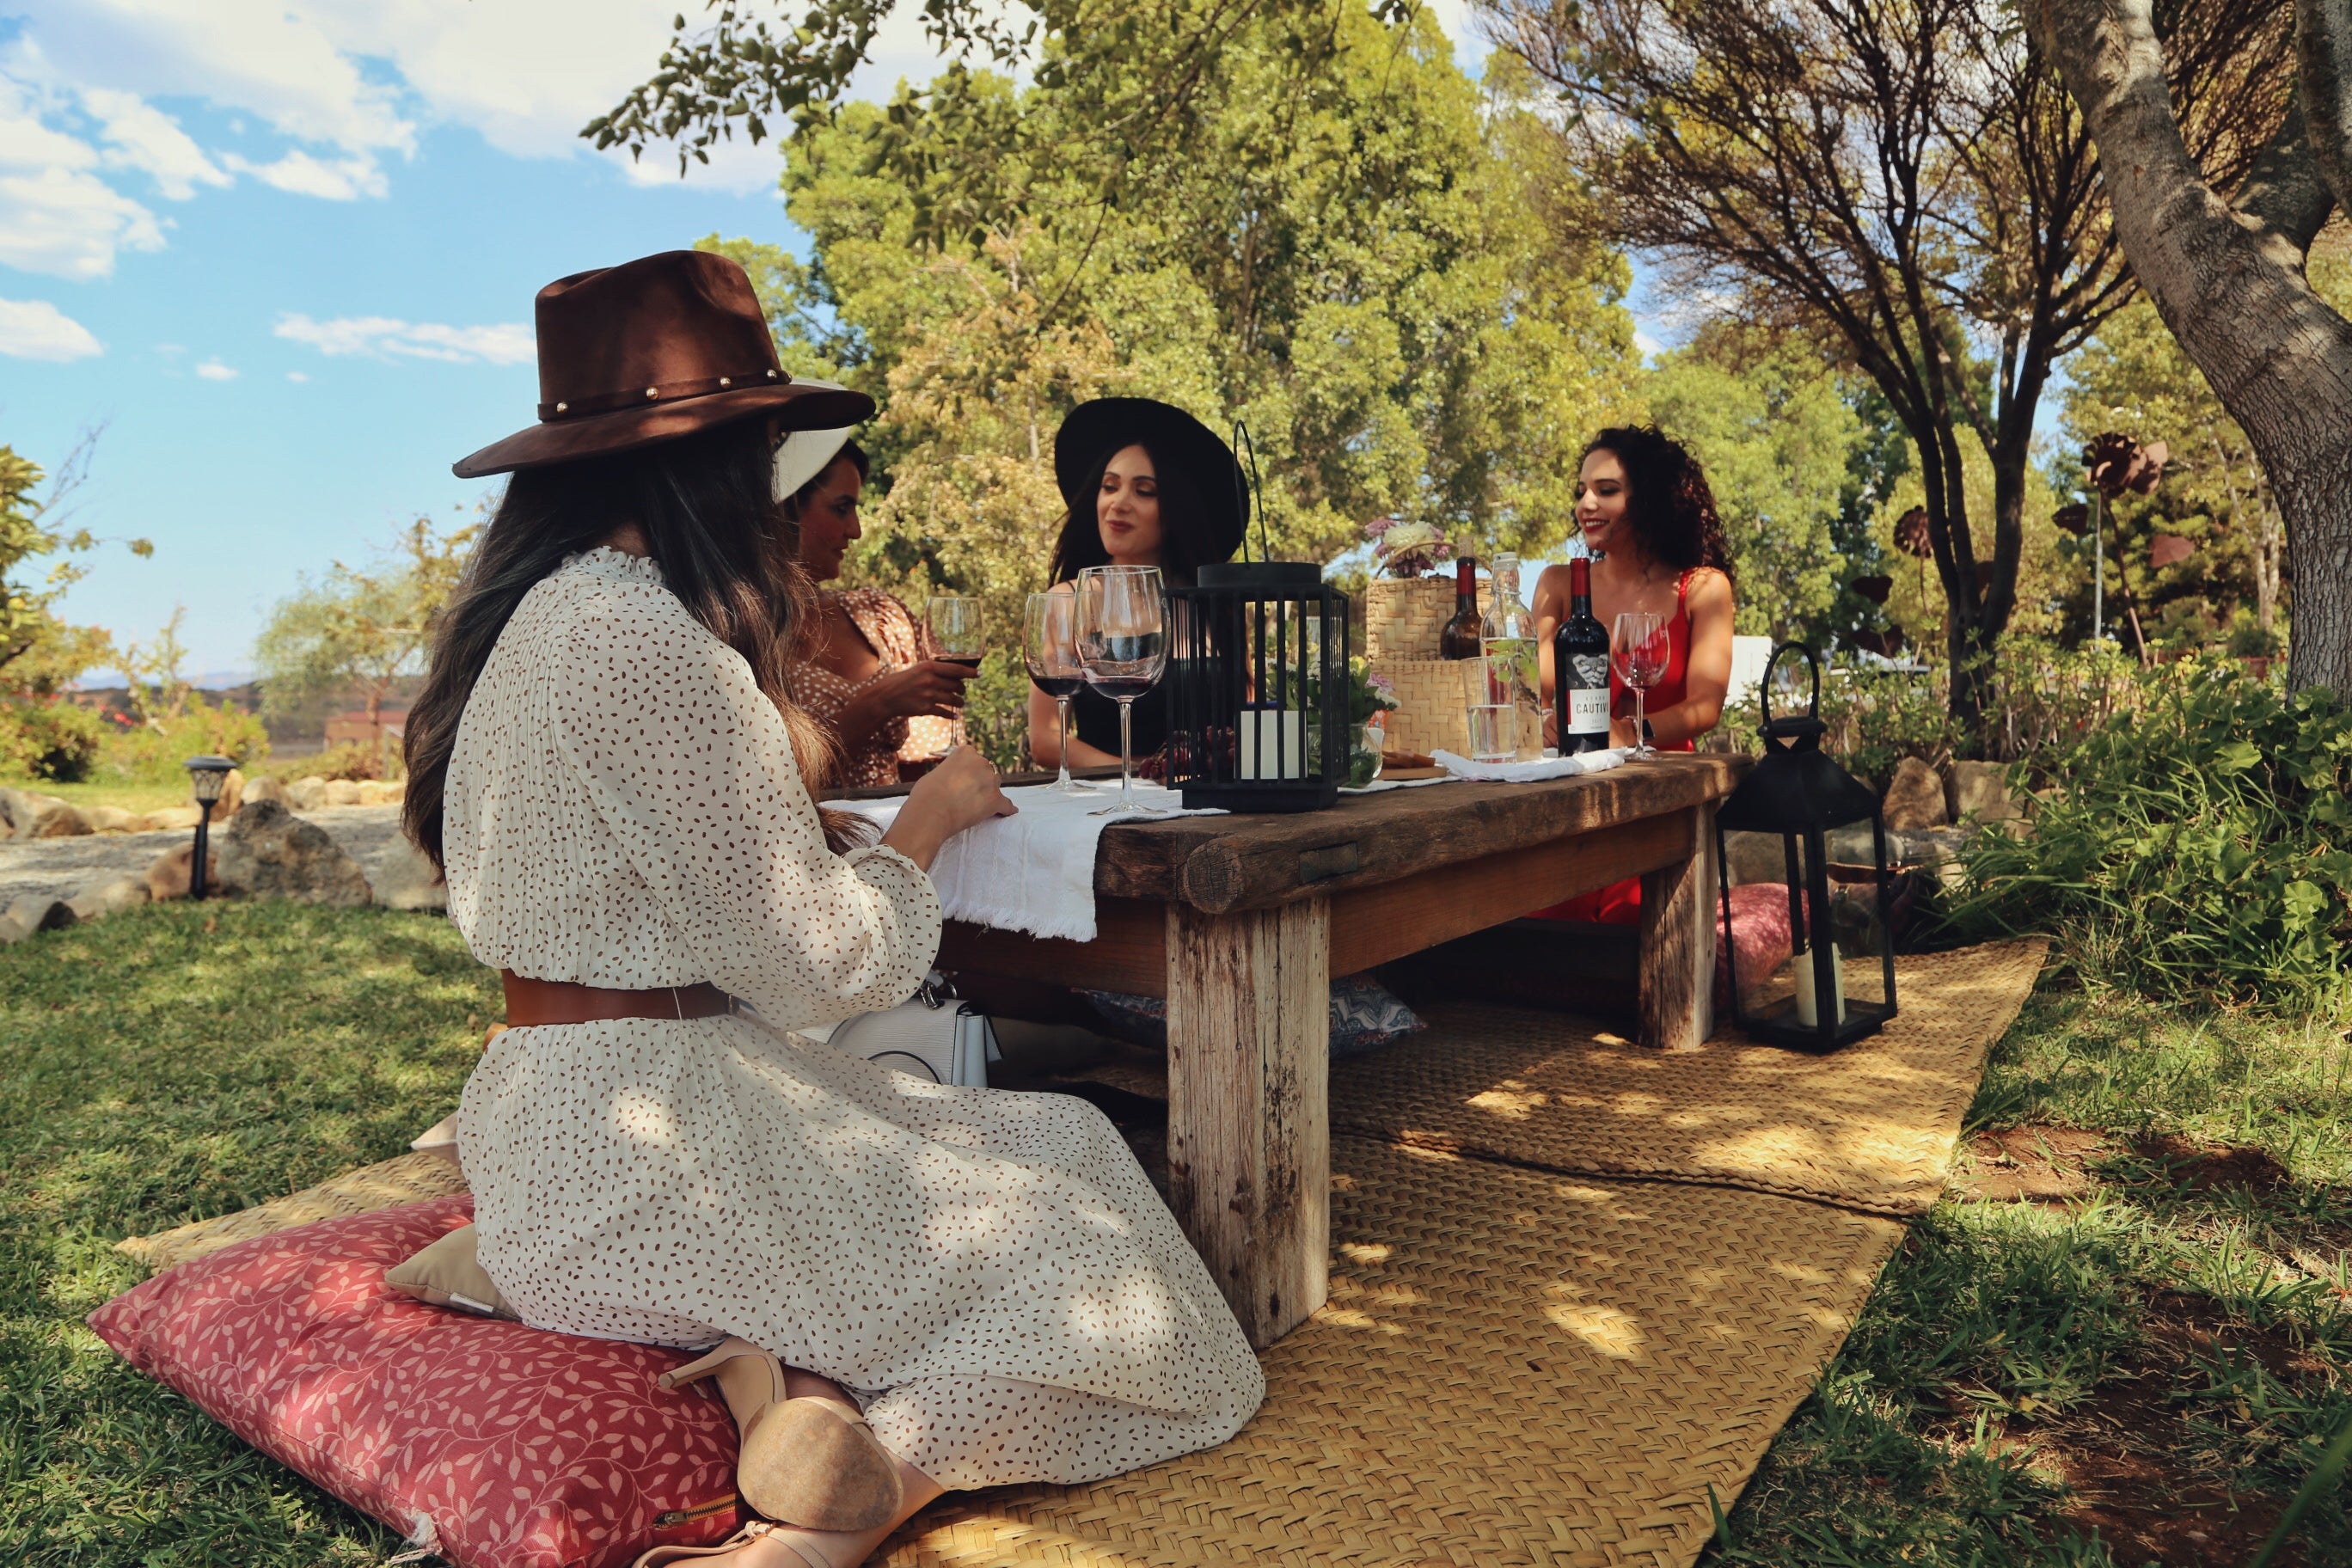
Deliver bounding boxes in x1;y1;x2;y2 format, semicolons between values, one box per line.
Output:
1431;747;1632;783
824;781;1225;942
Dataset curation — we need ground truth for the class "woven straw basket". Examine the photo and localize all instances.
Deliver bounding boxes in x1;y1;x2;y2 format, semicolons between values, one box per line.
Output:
1369;656;1488;757
1364;575;1490;660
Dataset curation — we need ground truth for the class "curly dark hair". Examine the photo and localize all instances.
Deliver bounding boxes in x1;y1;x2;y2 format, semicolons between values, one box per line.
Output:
1583;426;1734;585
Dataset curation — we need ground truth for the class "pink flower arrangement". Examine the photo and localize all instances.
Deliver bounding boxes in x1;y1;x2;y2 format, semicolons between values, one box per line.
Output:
1365;516;1454;579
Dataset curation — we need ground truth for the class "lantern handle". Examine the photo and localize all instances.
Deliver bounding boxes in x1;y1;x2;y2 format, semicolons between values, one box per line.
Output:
1759;641;1822;728
1231;419;1265;566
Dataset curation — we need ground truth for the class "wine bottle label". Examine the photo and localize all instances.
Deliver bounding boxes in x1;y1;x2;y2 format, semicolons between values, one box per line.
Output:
1567;686;1609;733
1566;652;1608;689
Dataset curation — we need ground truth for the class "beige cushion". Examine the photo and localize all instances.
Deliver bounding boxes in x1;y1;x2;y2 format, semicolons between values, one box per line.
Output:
384;1224;516;1319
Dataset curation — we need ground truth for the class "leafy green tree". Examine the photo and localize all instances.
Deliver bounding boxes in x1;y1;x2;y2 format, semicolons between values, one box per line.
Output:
1647;329;1863;643
701;0;1640;605
1;433;149;697
254;518;479;769
2054;250;2352;650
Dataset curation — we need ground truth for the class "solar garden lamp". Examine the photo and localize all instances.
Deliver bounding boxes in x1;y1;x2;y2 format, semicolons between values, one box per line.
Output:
1712;645;1898;1052
184;755;235;901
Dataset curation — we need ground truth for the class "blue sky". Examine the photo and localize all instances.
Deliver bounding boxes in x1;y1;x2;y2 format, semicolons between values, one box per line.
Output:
0;0;1498;677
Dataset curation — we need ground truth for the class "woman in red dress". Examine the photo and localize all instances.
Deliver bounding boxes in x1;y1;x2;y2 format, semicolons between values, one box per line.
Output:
1532;426;1736;923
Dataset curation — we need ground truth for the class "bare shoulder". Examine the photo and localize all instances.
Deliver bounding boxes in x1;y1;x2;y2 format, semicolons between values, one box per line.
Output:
1686;566;1736;611
1531;561;1575;605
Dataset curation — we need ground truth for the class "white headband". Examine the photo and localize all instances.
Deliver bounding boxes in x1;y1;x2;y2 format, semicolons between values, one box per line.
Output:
770;378;859;503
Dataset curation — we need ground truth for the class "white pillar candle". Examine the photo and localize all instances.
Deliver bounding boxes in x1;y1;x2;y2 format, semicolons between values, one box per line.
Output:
1792;942;1847;1029
1239;709;1307;780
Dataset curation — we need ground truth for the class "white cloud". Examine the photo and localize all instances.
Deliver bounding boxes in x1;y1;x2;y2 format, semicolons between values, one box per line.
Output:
1633;328;1663;359
276;311;534;365
82;85;229;199
285;369;309;382
0;296;104;360
194;357;236;379
0;72;166;279
223;148;386;200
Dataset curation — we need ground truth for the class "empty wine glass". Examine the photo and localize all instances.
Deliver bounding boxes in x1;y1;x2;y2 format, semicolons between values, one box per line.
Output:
1075;565;1167;814
1614;609;1670;761
1024;590;1087;793
925;596;984;670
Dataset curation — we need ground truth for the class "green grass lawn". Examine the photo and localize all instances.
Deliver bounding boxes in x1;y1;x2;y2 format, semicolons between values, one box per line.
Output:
1717;983;2352;1566
0;901;494;1565
6;904;2349;1565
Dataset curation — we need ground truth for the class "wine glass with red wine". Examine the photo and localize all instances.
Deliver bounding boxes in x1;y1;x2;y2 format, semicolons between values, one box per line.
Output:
1613;609;1670;760
1075;565;1168;814
1024;591;1088;793
926;596;984;671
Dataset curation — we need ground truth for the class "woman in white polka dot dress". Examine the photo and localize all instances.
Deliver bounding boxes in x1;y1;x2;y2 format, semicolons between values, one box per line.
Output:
401;252;1264;1568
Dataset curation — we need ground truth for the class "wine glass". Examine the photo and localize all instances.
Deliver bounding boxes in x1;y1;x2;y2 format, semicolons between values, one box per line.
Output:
925;596;984;671
1075;565;1167;814
1614;609;1670;760
1024;591;1088;793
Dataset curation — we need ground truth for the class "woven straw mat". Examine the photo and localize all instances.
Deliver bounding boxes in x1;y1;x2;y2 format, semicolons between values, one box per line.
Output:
877;1135;1901;1568
1334;938;2048;1218
113;1150;468;1272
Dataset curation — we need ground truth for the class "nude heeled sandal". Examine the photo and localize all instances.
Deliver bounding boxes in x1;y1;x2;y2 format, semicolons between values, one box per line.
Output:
658;1338;903;1533
630;1520;845;1568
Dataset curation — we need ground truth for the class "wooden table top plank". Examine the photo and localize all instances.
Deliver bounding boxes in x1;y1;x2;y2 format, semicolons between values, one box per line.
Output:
1094;753;1745;912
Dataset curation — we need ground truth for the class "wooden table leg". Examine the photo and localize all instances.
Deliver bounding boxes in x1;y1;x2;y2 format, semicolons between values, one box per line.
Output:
1165;896;1331;1348
1638;802;1719;1050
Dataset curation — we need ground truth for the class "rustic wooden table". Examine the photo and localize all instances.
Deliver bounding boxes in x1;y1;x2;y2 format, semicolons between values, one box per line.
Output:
930;752;1749;1348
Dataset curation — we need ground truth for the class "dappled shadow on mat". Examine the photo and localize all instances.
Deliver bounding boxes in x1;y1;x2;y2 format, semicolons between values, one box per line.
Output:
881;1135;1902;1568
1330;940;2048;1218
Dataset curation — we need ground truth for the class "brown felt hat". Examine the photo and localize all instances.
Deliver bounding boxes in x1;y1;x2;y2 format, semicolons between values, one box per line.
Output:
452;250;874;479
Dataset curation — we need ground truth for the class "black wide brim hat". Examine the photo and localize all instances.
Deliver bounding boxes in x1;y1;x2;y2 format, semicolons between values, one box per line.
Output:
453;250;874;479
1053;398;1248;566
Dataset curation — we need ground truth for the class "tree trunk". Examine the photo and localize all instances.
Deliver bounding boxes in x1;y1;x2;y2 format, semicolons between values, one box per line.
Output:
2035;0;2352;693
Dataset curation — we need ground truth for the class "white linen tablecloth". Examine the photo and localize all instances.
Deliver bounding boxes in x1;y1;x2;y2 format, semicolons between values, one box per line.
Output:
1431;746;1632;783
824;780;1224;942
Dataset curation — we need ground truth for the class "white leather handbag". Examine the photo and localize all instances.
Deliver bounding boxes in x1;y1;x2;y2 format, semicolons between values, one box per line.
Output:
812;974;1001;1088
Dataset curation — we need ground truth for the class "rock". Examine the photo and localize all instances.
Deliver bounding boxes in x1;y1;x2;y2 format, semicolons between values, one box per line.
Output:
68;875;150;922
215;768;245;817
1948;760;2021;824
288;776;328;811
371;837;447;911
3;792;94;839
87;805;143;833
323;779;363;807
243;775;290;808
142;805;203;831
356;780;395;805
1881;756;1949;831
213;799;372;906
145;841;221;903
1722;830;1791;888
0;894;77;944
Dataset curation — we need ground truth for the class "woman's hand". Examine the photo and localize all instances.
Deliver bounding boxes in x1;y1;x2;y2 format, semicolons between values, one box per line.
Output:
863;660;976;720
879;746;1017;870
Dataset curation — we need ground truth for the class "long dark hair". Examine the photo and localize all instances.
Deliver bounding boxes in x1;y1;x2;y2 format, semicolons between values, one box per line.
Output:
1046;437;1220;586
402;419;857;872
1583;426;1735;585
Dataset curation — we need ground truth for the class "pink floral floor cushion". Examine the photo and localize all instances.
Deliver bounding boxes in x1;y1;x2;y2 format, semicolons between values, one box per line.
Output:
1717;881;1800;1010
89;1196;740;1568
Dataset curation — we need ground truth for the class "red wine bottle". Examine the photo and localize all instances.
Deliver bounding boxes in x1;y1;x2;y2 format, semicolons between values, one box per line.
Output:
1553;558;1612;754
1438;556;1481;659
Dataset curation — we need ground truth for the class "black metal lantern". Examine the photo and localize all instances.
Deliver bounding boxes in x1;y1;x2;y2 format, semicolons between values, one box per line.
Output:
1163;424;1351;812
184;754;236;902
1713;645;1897;1050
